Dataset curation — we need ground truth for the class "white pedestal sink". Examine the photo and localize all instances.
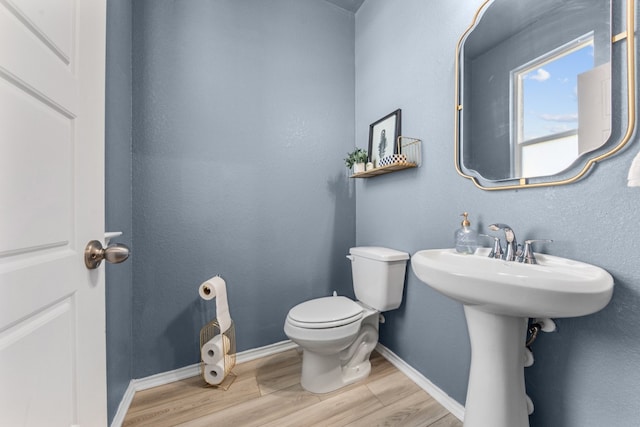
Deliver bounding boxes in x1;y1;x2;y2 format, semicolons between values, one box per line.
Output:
411;248;613;427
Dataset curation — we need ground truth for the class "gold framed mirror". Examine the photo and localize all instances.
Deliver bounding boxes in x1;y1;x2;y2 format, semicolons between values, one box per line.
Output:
454;0;636;190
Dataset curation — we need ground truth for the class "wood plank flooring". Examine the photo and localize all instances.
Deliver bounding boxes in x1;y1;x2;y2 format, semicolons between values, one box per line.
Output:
123;349;462;427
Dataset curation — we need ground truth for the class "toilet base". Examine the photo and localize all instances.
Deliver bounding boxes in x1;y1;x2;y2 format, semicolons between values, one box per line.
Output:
342;359;372;386
300;349;372;394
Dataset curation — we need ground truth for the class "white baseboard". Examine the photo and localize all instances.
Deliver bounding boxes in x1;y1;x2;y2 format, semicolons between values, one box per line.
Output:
375;343;465;422
110;340;464;426
235;339;298;364
109;340;298;427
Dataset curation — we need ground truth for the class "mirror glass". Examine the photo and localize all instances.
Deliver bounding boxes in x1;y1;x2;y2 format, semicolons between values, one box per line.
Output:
458;0;612;182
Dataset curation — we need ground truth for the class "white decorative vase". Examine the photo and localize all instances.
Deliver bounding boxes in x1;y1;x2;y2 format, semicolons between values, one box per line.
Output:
353;163;366;173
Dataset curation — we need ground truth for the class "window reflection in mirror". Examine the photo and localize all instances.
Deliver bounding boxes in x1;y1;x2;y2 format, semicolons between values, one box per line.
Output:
513;34;605;177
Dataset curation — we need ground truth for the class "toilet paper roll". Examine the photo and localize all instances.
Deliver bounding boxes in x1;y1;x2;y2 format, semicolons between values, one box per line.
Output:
203;355;234;386
198;276;232;332
203;360;226;385
198;278;219;301
201;334;231;365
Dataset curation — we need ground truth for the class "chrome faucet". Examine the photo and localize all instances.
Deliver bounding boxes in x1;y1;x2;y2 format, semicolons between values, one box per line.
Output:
488;223;518;261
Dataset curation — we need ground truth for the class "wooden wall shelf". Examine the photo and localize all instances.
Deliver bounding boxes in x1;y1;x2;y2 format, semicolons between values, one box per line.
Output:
350;162;417;178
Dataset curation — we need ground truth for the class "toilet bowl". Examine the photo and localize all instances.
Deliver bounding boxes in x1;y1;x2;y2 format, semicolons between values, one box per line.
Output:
284;246;409;394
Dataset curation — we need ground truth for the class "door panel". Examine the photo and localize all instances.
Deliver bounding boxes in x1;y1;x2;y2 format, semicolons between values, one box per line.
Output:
0;297;76;427
0;75;73;256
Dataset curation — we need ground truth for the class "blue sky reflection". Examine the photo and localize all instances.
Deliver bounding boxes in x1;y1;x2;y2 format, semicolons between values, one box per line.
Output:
521;43;594;141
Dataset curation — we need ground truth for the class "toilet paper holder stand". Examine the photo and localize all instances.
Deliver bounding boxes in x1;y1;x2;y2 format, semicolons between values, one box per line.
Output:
200;319;237;390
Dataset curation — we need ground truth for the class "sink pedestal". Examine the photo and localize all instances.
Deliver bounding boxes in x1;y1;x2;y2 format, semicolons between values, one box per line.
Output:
463;306;529;427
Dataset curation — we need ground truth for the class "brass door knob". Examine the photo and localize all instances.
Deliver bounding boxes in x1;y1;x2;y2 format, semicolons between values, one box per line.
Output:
84;240;130;269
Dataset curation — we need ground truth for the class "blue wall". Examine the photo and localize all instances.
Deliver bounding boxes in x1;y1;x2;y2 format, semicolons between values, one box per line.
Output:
130;0;356;378
105;0;133;422
355;1;640;426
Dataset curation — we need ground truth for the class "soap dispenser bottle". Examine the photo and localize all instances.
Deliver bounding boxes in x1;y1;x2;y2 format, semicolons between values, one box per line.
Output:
454;212;478;254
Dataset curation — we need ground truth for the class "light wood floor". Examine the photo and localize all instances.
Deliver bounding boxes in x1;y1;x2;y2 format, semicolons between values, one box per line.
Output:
123;349;462;427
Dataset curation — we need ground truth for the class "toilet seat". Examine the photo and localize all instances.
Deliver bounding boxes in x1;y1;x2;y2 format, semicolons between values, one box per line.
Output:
287;296;363;329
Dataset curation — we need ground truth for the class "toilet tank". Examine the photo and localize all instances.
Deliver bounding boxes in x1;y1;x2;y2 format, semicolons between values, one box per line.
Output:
348;247;409;311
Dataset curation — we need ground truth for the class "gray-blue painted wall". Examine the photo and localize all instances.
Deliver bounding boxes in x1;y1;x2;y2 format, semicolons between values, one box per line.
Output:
356;1;640;426
130;0;356;378
105;0;640;426
105;0;133;422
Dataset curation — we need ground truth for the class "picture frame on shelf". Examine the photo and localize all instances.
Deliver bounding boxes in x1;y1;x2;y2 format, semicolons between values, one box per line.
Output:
368;109;401;167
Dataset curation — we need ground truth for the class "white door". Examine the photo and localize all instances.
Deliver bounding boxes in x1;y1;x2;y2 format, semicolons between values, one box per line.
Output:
0;1;107;426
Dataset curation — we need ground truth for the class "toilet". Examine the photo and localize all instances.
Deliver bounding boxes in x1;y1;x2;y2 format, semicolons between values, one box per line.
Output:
284;246;409;393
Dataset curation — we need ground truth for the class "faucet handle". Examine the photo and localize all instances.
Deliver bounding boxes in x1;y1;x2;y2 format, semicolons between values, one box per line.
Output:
479;234;504;259
520;239;553;264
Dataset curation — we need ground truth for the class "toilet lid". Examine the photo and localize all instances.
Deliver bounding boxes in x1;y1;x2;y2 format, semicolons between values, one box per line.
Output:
287;296;363;329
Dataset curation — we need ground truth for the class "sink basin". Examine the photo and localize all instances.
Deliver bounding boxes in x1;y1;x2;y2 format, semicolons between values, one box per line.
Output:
411;248;614;427
411;248;613;318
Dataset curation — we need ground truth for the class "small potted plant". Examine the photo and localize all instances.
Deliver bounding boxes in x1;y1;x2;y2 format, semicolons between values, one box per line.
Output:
344;148;368;173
